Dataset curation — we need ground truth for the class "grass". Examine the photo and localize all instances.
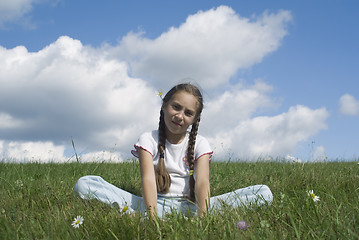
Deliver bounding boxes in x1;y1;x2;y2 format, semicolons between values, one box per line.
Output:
0;160;358;239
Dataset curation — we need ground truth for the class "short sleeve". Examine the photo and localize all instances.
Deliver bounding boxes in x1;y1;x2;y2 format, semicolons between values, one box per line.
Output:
131;131;158;158
194;135;213;162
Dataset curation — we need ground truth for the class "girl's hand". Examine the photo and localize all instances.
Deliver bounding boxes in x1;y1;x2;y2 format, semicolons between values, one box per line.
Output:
138;148;158;218
195;154;210;217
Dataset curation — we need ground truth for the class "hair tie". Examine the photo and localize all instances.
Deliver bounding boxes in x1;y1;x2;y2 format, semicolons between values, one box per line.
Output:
160;153;164;159
189;170;194;176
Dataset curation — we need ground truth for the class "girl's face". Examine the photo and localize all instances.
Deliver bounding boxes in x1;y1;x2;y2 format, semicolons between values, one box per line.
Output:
162;91;198;143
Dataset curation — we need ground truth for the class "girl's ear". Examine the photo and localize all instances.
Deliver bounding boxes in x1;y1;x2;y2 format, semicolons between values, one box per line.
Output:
194;115;201;125
161;102;167;111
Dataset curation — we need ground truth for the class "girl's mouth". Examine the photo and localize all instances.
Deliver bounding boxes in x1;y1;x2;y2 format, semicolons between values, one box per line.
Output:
172;121;181;127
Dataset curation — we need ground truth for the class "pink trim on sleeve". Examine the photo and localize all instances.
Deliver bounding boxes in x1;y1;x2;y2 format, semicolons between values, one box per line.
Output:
195;151;213;162
131;144;153;158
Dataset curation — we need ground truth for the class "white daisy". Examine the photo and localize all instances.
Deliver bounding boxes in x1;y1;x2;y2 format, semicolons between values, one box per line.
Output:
307;190;320;202
72;215;84;228
156;90;164;99
122;206;128;213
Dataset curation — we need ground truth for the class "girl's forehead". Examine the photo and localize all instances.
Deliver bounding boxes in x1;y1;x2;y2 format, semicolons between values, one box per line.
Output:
171;91;199;110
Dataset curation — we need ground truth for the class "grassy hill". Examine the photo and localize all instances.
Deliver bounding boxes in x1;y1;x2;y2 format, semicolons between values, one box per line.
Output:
1;160;358;239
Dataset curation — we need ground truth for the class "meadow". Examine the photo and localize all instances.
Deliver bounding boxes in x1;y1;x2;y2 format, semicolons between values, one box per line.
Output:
0;160;358;239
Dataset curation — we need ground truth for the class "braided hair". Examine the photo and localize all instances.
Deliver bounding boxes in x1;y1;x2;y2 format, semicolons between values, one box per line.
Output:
155;83;204;200
155;109;171;193
187;117;201;202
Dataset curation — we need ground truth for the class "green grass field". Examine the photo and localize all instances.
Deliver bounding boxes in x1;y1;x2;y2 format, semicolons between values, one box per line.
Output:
1;160;358;239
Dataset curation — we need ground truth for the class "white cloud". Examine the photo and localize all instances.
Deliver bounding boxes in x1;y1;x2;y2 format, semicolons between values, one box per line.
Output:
79;151;124;163
0;7;329;162
312;146;327;162
0;140;3;155
207;105;329;160
0;36;160;162
339;94;359;116
0;0;59;28
111;6;292;90
1;141;66;163
0;112;24;128
285;154;302;163
0;0;35;27
201;80;280;133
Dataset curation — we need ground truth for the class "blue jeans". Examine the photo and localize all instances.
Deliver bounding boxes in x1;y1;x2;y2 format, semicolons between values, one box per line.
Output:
74;175;273;218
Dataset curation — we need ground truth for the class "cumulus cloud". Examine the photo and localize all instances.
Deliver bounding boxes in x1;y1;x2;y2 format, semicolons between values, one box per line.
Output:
0;112;23;128
0;36;160;162
80;151;124;163
311;146;327;162
111;6;292;91
285;154;302;163
0;6;329;162
0;141;66;163
0;0;59;28
207;105;329;160
339;94;359;116
201;80;280;133
0;0;35;27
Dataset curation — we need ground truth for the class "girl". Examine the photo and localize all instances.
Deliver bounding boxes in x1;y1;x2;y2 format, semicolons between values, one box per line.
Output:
74;83;273;218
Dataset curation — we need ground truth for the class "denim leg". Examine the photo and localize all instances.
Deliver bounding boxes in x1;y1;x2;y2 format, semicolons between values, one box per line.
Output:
74;175;146;213
156;197;197;218
210;184;273;211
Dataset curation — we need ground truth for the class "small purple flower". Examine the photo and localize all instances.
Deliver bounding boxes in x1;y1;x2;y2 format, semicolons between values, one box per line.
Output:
236;220;249;230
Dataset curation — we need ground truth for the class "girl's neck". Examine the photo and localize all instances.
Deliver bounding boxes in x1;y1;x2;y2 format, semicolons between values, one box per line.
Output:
165;129;186;144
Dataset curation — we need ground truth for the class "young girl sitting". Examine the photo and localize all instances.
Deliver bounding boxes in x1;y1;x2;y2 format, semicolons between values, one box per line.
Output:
74;83;273;218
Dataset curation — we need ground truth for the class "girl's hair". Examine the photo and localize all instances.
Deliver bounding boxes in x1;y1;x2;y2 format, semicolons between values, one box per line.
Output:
155;83;204;202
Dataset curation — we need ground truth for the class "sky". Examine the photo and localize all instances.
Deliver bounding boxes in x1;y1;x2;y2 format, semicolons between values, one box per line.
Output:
0;0;358;163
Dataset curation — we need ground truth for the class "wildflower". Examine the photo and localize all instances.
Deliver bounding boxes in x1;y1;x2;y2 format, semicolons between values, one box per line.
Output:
157;90;164;99
279;192;286;208
236;220;249;230
307;190;320;202
122;206;128;213
260;220;270;228
72;215;84;228
15;179;24;188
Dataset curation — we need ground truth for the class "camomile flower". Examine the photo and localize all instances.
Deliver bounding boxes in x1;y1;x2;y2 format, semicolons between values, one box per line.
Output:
156;90;164;99
307;190;320;202
72;215;84;228
15;179;24;188
122;206;128;213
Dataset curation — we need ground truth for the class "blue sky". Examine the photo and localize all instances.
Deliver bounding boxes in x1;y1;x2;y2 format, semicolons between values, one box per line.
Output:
0;0;358;162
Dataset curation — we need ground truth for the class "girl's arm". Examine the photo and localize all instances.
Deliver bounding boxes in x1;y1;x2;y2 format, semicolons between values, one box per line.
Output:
138;148;157;218
195;154;210;217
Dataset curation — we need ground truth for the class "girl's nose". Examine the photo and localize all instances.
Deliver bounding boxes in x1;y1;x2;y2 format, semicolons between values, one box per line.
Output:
175;111;184;120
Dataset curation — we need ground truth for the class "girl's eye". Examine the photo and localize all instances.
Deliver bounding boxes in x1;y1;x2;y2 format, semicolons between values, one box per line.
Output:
172;104;181;110
185;111;194;117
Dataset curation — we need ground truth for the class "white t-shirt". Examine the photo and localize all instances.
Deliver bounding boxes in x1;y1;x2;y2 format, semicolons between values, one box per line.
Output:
131;130;213;197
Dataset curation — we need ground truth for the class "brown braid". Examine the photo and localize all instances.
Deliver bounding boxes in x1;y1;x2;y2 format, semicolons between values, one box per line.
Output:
155;110;171;193
187;117;201;202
